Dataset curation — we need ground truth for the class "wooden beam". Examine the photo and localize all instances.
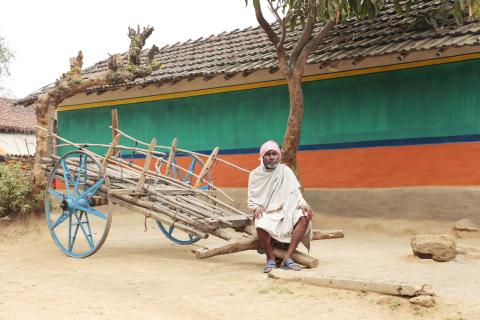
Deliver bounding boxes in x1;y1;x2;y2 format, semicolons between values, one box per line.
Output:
164;138;177;176
194;147;219;188
194;237;259;259
111;109;118;140
111;109;119;156
135;137;157;192
101;134;120;173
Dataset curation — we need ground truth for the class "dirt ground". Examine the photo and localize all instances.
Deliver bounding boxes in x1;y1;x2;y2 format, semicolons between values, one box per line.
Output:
1;212;479;320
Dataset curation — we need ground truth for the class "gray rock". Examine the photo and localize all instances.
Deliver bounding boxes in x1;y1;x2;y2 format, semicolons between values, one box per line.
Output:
409;295;436;308
454;218;479;231
410;235;457;262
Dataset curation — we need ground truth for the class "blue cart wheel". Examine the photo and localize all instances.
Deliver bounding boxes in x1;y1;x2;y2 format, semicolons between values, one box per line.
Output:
156;152;210;245
45;150;112;257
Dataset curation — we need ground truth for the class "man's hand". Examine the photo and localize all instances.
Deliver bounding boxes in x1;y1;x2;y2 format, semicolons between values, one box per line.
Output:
253;207;266;219
301;206;314;222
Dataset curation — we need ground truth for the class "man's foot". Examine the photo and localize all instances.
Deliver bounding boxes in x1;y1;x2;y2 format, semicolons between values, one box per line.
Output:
281;258;301;271
263;259;277;273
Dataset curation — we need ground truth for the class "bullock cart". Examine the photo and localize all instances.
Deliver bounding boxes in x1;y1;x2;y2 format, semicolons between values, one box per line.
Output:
39;121;340;267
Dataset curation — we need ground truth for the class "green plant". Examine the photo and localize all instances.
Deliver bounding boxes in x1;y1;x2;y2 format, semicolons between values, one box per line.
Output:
0;163;39;218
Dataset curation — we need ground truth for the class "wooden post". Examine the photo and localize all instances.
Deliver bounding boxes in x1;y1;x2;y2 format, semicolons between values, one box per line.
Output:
136;138;157;192
164;138;177;176
101;134;121;173
194;147;219;188
111;109;119;156
46;105;56;157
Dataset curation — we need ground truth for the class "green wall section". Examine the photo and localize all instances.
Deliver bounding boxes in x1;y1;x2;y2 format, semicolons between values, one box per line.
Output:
58;59;480;153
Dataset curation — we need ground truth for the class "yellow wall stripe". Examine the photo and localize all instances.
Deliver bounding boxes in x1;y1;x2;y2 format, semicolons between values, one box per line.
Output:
58;53;480;112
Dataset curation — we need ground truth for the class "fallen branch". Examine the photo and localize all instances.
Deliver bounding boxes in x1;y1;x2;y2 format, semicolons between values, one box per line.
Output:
269;269;434;297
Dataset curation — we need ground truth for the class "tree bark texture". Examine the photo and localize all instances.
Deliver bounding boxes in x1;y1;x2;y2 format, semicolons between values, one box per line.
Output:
281;75;304;178
128;25;154;66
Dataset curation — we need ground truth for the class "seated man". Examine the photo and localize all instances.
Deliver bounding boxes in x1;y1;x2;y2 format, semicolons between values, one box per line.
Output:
248;140;314;273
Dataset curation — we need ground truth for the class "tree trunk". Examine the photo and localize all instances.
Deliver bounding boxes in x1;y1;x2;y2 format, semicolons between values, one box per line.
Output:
282;75;304;180
32;103;53;213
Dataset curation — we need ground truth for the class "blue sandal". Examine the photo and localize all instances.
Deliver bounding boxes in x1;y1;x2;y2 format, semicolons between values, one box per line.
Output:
263;259;277;273
281;258;301;271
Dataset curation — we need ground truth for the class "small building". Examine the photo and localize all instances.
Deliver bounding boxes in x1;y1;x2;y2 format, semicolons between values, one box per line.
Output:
0;98;36;157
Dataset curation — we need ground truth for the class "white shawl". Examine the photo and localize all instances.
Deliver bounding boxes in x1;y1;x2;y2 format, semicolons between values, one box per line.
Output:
248;164;311;250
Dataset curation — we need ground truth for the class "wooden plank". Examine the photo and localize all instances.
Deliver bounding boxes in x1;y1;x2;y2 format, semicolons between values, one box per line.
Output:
194;147;219;189
135;137;157;192
268;269;435;297
101;134;121;173
164;138;177;176
111;109;119;156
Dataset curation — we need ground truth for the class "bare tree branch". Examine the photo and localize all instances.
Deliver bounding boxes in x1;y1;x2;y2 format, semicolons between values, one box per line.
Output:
254;2;280;46
267;0;283;24
254;1;289;73
290;0;318;65
295;20;335;72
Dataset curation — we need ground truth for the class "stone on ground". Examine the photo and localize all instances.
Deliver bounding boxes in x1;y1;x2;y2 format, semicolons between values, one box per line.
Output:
409;295;436;308
410;235;457;262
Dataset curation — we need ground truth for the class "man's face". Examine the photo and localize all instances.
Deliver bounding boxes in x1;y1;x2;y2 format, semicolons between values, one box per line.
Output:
263;150;280;170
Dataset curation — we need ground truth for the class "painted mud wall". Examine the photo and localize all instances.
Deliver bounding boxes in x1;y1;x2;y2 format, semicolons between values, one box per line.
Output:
58;58;480;188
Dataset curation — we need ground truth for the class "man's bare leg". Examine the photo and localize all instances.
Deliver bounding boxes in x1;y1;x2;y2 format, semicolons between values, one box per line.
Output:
282;217;309;264
256;227;275;262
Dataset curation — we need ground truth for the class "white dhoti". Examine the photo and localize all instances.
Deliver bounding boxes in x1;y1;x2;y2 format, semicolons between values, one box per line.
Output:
248;163;311;250
254;208;305;243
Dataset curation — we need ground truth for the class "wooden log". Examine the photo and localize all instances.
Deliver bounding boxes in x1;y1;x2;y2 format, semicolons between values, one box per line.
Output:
272;248;319;268
195;237;259;259
268;269;435;297
135;137;157;192
312;229;344;240
197;223;319;268
242;223;319;267
194;147;219;189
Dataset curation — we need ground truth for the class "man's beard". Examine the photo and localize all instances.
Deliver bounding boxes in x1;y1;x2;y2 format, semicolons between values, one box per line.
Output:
264;161;278;170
